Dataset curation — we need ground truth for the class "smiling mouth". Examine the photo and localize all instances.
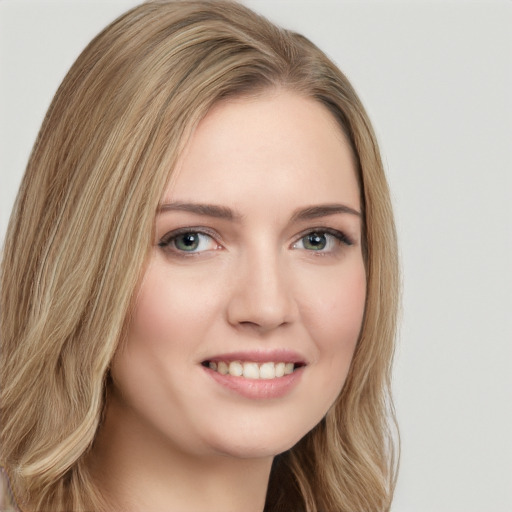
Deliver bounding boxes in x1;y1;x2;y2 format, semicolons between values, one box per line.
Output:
201;360;305;379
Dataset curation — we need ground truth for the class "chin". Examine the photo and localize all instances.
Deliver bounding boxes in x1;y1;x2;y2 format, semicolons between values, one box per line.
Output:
213;439;296;460
202;416;318;460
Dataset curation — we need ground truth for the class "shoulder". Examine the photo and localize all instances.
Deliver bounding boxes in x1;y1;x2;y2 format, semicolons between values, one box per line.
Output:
0;467;20;512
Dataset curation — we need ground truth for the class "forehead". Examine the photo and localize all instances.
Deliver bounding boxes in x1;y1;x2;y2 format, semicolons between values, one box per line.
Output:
164;91;360;210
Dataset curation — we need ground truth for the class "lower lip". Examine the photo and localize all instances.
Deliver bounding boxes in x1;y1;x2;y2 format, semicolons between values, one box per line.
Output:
203;365;305;399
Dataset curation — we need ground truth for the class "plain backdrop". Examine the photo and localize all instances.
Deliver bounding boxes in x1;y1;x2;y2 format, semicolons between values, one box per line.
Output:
1;1;511;511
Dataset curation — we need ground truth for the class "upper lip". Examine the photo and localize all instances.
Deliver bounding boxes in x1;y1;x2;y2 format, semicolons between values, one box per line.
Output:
201;349;307;365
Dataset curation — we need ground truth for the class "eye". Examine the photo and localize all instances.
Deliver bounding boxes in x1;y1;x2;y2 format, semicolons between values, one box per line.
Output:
301;232;329;251
292;229;353;252
158;230;219;254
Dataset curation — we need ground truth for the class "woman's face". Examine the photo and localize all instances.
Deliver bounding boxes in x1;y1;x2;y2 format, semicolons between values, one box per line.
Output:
110;91;366;460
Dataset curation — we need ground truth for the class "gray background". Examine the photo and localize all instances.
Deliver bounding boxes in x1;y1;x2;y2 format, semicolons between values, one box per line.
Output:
1;1;511;510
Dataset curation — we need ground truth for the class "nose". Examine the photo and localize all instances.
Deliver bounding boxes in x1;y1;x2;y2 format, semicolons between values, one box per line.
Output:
226;248;297;334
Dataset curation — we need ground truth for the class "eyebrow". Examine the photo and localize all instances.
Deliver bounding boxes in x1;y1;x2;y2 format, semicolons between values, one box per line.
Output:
158;202;241;220
157;202;361;221
291;203;361;221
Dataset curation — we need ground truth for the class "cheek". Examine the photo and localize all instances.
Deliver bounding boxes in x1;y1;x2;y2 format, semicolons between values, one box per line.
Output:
128;260;220;350
108;261;221;445
300;259;366;404
306;260;366;352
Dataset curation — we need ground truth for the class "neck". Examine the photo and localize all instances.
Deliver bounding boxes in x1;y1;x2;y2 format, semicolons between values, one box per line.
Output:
87;394;273;512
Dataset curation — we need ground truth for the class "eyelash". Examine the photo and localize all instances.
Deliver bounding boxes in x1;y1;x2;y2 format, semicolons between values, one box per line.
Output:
158;227;354;256
293;228;354;252
158;227;220;256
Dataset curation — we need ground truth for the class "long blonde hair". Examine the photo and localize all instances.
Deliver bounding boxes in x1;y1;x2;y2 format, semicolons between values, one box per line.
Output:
1;1;399;510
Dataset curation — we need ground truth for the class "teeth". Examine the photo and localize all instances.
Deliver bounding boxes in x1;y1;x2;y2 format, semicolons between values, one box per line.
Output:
242;362;260;379
284;362;294;375
229;361;243;377
259;362;275;379
207;360;299;379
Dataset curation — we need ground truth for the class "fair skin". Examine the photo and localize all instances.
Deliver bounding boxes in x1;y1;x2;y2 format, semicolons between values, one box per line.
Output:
90;90;366;511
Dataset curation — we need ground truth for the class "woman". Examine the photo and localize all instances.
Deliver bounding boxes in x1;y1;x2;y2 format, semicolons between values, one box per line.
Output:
0;1;399;511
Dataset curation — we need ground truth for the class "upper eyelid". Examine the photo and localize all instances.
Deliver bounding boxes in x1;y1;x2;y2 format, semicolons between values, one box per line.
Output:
157;225;355;247
292;226;355;245
157;230;221;258
158;226;221;246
